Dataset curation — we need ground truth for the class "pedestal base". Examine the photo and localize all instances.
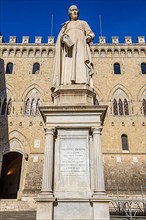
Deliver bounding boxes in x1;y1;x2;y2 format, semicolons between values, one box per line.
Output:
38;99;109;220
54;200;92;220
53;198;110;220
36;202;53;220
36;194;56;220
52;84;96;106
91;195;110;220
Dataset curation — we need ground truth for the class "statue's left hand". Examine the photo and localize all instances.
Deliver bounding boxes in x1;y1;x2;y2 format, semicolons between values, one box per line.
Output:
86;36;92;43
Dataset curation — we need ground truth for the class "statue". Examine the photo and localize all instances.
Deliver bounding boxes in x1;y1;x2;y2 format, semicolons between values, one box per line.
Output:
52;5;95;90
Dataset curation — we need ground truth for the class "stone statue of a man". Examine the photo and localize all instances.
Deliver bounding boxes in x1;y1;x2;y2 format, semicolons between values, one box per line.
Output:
52;5;95;89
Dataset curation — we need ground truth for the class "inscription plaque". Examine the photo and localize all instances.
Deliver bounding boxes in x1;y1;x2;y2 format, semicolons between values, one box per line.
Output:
55;130;90;192
60;139;86;176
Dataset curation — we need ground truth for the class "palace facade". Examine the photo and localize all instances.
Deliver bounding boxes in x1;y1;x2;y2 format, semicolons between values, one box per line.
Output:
0;35;145;202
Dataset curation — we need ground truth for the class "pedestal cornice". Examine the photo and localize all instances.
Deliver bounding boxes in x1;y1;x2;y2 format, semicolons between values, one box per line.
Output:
39;105;108;126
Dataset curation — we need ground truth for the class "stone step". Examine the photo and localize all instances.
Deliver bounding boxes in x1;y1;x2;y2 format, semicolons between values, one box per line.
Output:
0;200;37;211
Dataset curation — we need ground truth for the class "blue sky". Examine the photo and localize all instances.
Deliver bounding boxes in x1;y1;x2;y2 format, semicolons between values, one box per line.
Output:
0;0;146;43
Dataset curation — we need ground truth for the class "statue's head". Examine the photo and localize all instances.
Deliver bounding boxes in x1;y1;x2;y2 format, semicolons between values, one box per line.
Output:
68;5;79;20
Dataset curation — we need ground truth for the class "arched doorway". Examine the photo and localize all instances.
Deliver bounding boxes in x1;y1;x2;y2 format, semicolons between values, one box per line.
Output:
0;152;22;199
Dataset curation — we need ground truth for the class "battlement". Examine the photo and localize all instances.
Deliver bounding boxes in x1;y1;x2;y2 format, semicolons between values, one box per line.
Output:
0;35;145;44
0;36;145;58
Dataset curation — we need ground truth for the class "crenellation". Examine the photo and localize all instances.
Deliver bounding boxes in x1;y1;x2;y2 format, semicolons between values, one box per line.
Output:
0;36;4;43
35;36;42;44
48;36;55;44
99;36;106;44
9;36;17;43
22;36;30;44
112;36;119;44
137;36;145;43
0;35;145;45
124;36;132;44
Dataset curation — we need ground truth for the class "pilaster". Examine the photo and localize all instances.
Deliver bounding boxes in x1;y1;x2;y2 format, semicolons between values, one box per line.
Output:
92;127;105;195
36;127;55;220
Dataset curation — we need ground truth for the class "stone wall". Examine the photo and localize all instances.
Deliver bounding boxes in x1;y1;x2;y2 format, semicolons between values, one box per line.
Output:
0;36;145;198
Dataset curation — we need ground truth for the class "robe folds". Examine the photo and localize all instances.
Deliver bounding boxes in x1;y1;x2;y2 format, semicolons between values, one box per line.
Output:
52;20;95;88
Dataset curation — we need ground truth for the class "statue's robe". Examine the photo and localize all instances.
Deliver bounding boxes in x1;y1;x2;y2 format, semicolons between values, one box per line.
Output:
52;20;95;88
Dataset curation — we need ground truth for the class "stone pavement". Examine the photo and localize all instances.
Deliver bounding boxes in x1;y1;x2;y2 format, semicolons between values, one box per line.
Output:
0;212;145;220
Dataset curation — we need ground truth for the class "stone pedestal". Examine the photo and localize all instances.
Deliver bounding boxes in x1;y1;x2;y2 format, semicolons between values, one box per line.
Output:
52;84;96;106
36;85;110;220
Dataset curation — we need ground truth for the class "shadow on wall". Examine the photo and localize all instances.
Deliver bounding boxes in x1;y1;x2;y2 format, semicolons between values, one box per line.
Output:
0;59;22;199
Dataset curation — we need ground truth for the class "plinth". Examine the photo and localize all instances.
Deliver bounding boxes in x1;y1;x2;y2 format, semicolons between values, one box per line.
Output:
36;85;110;220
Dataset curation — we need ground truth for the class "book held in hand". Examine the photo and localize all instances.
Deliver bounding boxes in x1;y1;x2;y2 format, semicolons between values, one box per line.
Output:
62;34;74;47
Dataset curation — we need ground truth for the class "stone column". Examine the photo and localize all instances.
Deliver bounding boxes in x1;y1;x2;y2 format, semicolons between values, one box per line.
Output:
92;127;105;194
41;127;54;195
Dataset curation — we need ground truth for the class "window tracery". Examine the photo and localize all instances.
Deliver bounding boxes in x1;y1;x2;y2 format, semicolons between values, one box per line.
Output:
30;98;36;116
142;98;146;115
24;88;41;116
25;98;30;115
113;99;118;115
1;98;7;115
112;89;130;116
118;99;123;115
36;98;41;115
7;98;12;115
124;99;129;115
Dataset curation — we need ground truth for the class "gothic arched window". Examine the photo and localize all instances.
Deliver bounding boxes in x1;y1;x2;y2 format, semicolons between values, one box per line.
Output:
124;99;129;115
121;134;129;151
142;99;146;115
7;98;12;115
114;63;121;74
6;62;13;74
118;99;123;115
32;63;40;74
141;63;146;74
25;98;30;115
24;87;42;116
113;99;118;115
1;98;7;115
